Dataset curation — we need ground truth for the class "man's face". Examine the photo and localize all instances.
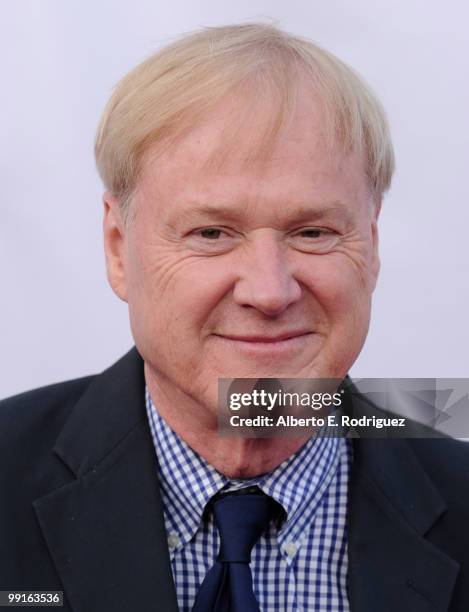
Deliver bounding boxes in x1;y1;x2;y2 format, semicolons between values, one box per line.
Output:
104;81;380;412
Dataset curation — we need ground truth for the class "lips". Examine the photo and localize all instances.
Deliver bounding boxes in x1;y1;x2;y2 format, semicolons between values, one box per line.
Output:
215;331;312;343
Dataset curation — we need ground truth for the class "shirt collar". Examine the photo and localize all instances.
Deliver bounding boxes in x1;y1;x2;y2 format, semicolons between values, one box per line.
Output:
145;387;344;551
145;387;227;549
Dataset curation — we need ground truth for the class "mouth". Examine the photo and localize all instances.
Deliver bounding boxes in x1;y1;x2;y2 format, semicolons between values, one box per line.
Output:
216;331;312;343
212;331;314;354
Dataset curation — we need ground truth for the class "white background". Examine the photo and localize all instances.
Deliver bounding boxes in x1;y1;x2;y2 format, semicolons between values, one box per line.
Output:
1;1;468;399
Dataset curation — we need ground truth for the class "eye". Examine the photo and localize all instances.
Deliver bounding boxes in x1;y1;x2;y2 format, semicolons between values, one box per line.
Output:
290;227;339;253
198;228;224;239
186;226;235;254
298;229;323;239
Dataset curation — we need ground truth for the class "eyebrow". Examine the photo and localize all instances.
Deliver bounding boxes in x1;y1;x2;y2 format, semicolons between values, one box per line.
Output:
175;201;354;226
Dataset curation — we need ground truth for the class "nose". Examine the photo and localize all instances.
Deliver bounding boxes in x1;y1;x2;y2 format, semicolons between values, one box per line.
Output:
232;231;302;316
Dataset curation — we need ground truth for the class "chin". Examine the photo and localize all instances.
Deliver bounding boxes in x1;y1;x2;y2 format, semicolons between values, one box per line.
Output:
211;358;320;381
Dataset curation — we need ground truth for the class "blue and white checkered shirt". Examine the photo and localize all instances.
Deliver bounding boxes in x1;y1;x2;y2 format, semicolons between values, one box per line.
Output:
145;388;351;611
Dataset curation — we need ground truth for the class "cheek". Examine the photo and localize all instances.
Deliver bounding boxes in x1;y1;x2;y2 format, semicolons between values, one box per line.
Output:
126;245;236;342
299;255;372;375
299;255;349;299
299;254;373;322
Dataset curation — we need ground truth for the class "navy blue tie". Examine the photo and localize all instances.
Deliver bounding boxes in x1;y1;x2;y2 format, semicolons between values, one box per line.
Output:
192;488;279;611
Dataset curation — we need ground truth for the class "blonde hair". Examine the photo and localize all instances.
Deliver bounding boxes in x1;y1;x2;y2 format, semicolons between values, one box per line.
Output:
95;23;395;221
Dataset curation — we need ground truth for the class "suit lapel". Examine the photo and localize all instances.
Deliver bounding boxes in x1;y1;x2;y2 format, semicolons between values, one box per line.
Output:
347;437;459;612
33;349;179;612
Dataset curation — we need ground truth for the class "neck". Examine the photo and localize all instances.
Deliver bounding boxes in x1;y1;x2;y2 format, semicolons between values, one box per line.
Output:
144;364;310;478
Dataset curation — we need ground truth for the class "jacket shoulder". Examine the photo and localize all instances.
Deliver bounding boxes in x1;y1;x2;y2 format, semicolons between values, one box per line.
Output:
0;376;95;448
408;436;469;493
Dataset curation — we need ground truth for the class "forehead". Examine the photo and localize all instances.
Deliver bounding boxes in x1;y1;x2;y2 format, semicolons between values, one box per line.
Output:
136;80;369;214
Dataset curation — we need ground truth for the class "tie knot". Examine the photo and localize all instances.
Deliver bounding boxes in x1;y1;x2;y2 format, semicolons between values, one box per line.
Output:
211;488;278;564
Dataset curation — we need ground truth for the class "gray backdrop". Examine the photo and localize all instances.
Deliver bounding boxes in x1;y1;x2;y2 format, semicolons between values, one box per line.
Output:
1;0;468;398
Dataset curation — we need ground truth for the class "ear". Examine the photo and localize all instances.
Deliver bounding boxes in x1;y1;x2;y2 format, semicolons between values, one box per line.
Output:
370;197;382;290
103;192;128;302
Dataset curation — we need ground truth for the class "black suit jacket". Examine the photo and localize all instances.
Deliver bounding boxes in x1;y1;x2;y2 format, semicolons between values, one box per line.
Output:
1;348;469;611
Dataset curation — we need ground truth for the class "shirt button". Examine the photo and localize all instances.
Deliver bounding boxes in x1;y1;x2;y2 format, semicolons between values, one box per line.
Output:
283;542;297;557
167;533;180;550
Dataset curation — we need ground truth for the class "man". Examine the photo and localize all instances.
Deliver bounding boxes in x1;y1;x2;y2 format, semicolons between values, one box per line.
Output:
1;23;468;612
